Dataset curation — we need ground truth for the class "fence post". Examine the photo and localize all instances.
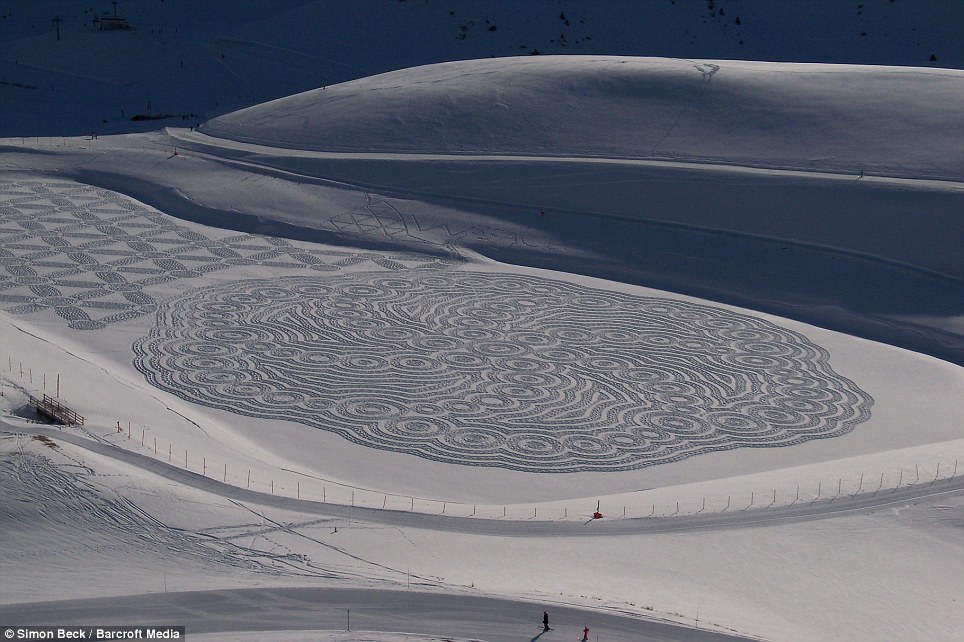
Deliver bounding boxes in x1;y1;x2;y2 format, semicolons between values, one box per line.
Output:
932;462;940;484
893;469;903;493
851;474;863;499
247;469;250;488
722;496;730;512
224;463;227;483
185;449;188;469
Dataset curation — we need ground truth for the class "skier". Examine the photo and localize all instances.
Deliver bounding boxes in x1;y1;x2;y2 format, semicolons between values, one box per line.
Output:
582;626;590;641
543;611;550;631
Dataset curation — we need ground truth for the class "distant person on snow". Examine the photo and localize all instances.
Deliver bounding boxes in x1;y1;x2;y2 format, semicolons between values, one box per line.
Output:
543;611;550;631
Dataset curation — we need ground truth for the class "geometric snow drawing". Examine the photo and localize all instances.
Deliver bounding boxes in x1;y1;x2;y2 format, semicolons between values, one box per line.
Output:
133;273;874;473
0;179;455;330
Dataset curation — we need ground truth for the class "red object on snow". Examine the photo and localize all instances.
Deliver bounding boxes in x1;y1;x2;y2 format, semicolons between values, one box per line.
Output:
592;511;603;519
582;627;590;641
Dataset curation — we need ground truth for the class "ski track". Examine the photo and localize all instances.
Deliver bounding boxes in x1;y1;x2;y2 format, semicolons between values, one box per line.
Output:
0;432;760;641
172;128;964;191
5;422;962;539
0;585;759;642
159;130;964;288
0;433;406;585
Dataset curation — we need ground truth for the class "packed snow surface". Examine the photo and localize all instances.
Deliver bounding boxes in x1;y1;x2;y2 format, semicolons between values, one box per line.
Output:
202;56;964;181
1;44;963;642
3;0;963;137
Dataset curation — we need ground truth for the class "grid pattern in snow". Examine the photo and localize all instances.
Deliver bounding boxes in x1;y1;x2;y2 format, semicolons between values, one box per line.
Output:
0;180;455;330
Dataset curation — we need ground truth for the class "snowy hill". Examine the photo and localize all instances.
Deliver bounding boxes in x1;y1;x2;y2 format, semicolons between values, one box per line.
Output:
42;56;959;365
1;3;963;642
201;55;964;180
2;0;963;137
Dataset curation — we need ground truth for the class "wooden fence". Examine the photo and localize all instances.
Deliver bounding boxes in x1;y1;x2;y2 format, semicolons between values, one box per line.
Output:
28;394;84;426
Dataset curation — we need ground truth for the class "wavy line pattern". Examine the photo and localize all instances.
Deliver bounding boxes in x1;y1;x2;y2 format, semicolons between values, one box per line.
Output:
133;273;874;473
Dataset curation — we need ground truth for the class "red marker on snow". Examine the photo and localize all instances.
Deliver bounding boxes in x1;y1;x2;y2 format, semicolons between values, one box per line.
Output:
592;500;603;519
582;626;590;641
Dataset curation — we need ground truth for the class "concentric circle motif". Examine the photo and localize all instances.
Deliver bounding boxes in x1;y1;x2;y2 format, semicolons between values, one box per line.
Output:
132;273;874;473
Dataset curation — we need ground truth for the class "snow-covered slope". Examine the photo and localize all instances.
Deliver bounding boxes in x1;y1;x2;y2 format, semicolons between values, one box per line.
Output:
201;56;964;180
2;0;963;137
75;57;962;365
2;5;963;642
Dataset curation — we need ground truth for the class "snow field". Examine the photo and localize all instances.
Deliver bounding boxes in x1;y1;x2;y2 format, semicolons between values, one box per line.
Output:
201;57;964;181
0;190;960;517
2;430;962;641
1;50;963;642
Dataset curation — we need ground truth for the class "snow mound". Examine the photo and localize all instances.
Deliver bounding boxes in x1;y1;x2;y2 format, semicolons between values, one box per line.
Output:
200;56;964;180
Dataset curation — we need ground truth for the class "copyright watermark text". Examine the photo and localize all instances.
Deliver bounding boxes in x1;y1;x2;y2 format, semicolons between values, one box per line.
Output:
2;627;184;640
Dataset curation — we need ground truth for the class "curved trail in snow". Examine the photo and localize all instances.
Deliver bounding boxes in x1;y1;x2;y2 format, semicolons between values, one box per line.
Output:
6;421;963;538
170;129;964;191
0;586;759;642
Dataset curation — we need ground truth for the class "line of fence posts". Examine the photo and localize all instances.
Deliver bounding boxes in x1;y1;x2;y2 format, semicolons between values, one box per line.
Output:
63;418;964;521
27;404;964;521
6;363;958;520
5;357;62;397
